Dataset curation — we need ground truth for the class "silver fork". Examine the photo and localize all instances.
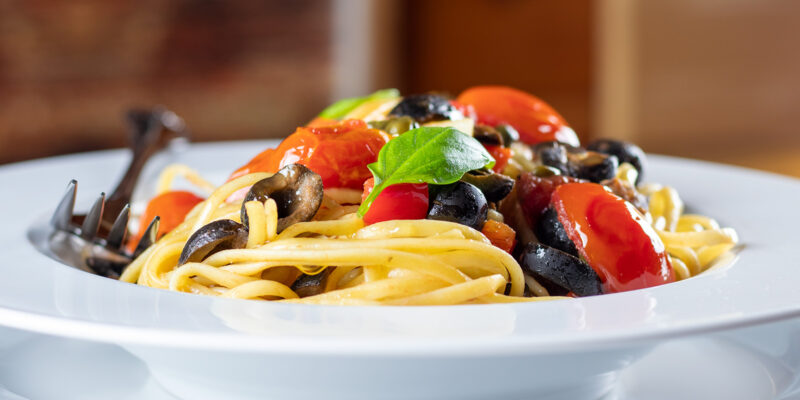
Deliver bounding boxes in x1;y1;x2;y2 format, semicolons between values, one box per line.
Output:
29;108;189;278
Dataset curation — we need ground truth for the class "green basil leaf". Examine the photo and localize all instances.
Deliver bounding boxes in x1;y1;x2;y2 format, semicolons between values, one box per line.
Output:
318;88;400;120
357;127;495;216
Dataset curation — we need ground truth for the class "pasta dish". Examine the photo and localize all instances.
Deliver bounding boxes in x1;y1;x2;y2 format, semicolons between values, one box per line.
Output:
118;86;738;305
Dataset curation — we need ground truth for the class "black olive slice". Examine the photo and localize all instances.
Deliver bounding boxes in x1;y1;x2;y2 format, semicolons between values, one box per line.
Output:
587;139;646;184
472;125;504;147
535;207;579;257
460;170;514;203
240;164;323;233
388;94;462;123
532;141;571;174
179;219;248;265
568;151;619;183
291;268;331;298
495;124;519;146
519;242;603;297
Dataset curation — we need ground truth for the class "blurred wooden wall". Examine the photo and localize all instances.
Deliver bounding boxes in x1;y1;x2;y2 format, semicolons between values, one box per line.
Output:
0;0;332;164
1;0;797;177
595;0;800;176
0;0;595;165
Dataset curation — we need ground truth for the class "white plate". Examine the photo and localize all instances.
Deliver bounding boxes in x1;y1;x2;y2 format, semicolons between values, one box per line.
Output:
2;320;798;400
0;141;799;400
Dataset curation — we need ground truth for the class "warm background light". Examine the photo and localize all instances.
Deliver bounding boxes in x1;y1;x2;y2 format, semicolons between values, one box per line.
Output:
0;0;797;177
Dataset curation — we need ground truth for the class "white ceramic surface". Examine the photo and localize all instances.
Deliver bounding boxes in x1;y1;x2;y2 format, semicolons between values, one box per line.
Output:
2;320;799;400
0;142;799;399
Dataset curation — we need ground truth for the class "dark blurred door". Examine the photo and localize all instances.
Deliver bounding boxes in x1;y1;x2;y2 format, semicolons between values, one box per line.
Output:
400;0;594;142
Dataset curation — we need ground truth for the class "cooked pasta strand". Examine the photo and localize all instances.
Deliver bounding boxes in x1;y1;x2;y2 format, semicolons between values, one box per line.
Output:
126;170;738;305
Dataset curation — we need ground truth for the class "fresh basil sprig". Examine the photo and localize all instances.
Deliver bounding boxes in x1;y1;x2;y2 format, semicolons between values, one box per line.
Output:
357;127;495;216
318;89;400;120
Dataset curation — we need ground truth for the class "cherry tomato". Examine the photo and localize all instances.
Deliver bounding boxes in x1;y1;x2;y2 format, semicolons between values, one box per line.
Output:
483;144;512;173
551;182;674;293
229;119;390;189
130;190;204;249
361;178;429;225
480;220;516;253
517;173;582;225
305;117;339;127
455;86;579;146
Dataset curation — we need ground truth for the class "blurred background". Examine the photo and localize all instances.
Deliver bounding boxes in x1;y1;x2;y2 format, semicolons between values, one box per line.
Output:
0;0;798;176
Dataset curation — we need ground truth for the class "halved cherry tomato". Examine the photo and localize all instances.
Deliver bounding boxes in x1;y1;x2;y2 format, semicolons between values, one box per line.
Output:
483;144;512;173
480;220;516;253
455;86;580;146
129;190;204;249
361;178;429;225
305;117;339;127
229;119;390;189
551;183;674;293
517;173;583;225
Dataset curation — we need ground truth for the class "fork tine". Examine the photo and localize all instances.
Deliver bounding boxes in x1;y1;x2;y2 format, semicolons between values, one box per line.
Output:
105;204;130;250
51;180;77;230
132;216;160;258
80;193;105;240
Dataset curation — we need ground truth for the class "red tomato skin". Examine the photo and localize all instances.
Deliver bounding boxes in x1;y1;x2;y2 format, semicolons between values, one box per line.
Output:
517;173;582;225
229;119;390;189
551;183;674;293
483;144;512;173
362;178;429;225
455;86;580;146
480;220;517;254
129;190;204;251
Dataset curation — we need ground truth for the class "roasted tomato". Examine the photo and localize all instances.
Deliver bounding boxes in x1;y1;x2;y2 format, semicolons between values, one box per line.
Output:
361;178;429;225
483;144;512;173
551;183;674;293
455;86;579;146
230;119;390;189
130;190;204;249
481;220;517;253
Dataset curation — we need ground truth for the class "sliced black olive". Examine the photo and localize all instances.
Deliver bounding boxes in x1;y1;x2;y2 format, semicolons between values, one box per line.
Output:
567;151;619;183
587;139;646;184
495;124;519;146
240;164;323;233
179;219;248;265
472;124;504;146
531;165;561;177
388;94;462;123
535;207;579;257
532;141;571;174
460;170;514;203
291;268;330;298
368;116;419;135
519;242;603;297
427;181;488;230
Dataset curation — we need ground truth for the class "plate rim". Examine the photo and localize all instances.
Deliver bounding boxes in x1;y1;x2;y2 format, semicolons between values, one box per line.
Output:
0;141;798;356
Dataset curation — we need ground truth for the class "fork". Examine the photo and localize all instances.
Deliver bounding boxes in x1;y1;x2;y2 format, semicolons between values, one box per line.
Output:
31;108;189;278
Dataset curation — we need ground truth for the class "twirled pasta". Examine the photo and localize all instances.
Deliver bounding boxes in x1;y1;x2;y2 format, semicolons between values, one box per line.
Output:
121;157;739;304
640;184;738;280
121;172;540;305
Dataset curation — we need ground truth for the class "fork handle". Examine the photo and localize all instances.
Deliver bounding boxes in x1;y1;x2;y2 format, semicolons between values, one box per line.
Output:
104;108;189;219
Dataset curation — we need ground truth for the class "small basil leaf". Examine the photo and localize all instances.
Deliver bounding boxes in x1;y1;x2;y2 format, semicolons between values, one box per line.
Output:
318;89;400;120
358;127;495;216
